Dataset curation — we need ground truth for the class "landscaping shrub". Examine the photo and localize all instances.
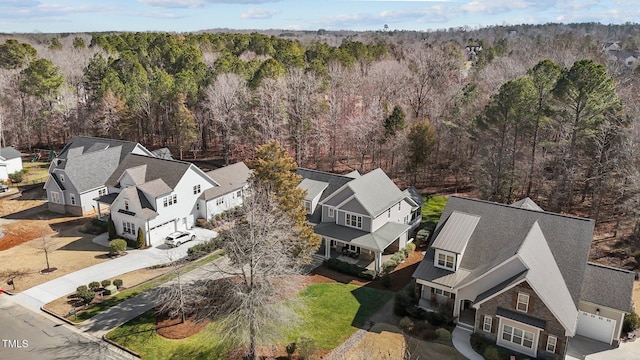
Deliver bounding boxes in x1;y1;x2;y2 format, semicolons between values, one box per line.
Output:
187;238;222;259
393;291;414;317
91;218;108;233
8;171;23;183
406;304;428;319
107;218;117;239
285;342;297;359
113;279;123;289
412;320;437;340
101;279;111;287
325;258;376;280
483;346;500;360
136;228;145;249
424;311;448;327
297;336;317;360
381;273;392;288
77;287;95;305
109;239;127;255
403;242;416;257
399;316;413;329
435;328;451;341
624;312;640;333
76;285;88;293
88;281;101;290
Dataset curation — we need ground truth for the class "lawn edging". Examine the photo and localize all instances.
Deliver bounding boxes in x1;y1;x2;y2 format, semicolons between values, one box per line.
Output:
40;305;77;326
102;334;142;358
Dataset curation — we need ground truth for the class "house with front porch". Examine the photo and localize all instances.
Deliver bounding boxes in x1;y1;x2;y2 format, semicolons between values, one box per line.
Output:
44;136;154;216
413;196;634;359
298;168;423;274
96;154;219;246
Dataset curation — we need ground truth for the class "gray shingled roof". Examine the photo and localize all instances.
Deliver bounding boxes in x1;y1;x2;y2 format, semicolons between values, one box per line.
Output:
0;146;21;160
118;187;158;220
299;178;329;201
202;162;251;201
404;186;425;207
413;248;472;288
510;197;544;211
431;211;480;254
59;145;123;193
137;178;172;198
106;154;191;190
296;168;354;202
421;196;594;307
581;262;634;312
340;168;406;217
474;271;528;304
57;136;148;162
151;147;174;160
313;221;409;252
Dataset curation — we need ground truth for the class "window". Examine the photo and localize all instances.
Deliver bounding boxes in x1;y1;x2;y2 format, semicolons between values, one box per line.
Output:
164;194;177;207
328;207;334;218
388;209;391;218
122;221;136;235
517;292;530;312
70;194;76;205
345;213;362;229
172;194;177;204
432;288;451;297
236;190;242;197
193;184;201;194
98;188;107;197
196;203;200;210
51;191;60;203
398;202;401;211
124;199;129;211
163;197;168;207
216;197;224;205
502;325;534;349
60;174;65;182
303;200;312;213
483;316;492;332
437;253;455;270
546;335;557;353
404;215;409;224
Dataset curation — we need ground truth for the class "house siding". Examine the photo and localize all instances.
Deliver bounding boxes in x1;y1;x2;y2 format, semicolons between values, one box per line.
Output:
476;281;566;360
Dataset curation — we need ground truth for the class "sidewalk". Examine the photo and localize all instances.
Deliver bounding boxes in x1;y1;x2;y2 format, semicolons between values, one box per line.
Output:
81;256;232;337
452;325;484;360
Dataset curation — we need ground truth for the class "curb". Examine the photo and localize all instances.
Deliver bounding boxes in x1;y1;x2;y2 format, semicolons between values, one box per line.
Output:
40;305;79;326
102;334;142;358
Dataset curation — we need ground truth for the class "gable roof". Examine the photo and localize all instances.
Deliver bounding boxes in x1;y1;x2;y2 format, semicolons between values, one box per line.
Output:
57;136;150;162
431;196;594;307
202;162;251;201
151;147;174;160
581;262;634;312
106;154;191;190
323;168;406;217
510;197;544;211
0;146;21;161
404;186;425;207
299;178;329;201
431;211;481;254
118;186;158;220
296;168;354;202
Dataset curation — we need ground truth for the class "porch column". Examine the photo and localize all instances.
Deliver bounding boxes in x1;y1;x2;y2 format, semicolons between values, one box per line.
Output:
96;202;102;219
375;251;382;274
324;238;330;259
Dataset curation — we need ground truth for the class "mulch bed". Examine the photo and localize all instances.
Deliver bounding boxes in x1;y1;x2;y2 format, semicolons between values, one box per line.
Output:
156;312;210;339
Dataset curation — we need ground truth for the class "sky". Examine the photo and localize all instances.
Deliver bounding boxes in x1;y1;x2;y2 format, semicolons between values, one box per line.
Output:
0;0;638;34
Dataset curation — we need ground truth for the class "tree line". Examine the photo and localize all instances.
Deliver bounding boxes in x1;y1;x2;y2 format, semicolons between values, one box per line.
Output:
1;25;640;236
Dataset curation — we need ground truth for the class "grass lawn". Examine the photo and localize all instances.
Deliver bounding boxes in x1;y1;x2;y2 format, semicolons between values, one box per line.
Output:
422;195;448;223
73;252;222;322
288;283;393;349
107;282;393;357
20;161;50;184
106;310;229;360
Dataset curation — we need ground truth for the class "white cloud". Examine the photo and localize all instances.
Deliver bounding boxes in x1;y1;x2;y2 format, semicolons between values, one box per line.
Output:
241;7;280;19
139;0;279;8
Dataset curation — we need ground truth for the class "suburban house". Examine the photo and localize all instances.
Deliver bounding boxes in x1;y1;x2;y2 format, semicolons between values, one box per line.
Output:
297;167;423;273
44;136;154;216
198;161;251;220
413;196;635;359
0;146;23;181
96;154;250;246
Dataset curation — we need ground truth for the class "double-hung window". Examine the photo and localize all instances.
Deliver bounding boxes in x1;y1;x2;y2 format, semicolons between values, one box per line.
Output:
546;335;557;353
517;292;530;312
483;316;492;332
437;252;455;270
345;213;362;229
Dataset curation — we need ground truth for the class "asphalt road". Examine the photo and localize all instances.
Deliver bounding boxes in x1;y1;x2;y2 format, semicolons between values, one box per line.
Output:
0;297;135;360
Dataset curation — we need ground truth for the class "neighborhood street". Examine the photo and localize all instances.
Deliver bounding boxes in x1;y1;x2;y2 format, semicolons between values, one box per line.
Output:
0;297;135;360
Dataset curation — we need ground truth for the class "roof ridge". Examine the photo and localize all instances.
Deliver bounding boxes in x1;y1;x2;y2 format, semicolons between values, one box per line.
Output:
127;153;192;166
449;195;594;223
298;167;355;179
586;261;635;274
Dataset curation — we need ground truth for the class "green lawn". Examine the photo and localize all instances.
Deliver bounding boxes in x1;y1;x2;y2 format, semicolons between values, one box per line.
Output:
107;282;393;357
422;195;448;223
289;283;393;349
73;253;222;322
21;161;50;184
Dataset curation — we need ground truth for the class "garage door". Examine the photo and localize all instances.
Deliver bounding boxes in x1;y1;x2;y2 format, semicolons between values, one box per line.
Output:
149;221;176;246
576;311;616;345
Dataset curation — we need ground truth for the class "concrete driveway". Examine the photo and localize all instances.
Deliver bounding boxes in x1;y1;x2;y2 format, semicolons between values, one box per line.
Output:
566;336;640;360
11;228;217;312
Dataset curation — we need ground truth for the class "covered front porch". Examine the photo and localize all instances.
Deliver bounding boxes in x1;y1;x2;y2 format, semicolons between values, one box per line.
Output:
94;193;118;220
313;222;410;274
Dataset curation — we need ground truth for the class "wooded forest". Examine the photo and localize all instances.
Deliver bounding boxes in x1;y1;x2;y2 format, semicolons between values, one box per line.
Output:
2;23;640;267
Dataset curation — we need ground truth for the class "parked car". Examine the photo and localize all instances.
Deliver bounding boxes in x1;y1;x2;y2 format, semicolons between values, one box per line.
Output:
0;184;8;192
164;230;196;248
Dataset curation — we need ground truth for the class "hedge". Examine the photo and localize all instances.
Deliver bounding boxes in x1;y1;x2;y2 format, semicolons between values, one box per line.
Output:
325;258;376;280
187;238;222;259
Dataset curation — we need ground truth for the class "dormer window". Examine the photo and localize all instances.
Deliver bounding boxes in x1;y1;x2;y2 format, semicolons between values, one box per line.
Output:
435;249;456;271
124;199;130;211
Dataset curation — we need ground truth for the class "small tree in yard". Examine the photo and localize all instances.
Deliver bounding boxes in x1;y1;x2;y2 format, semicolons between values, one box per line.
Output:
77;287;95;305
101;279;111;287
113;279;123;289
88;281;100;290
107;218;117;239
136;228;145;249
109;239;126;256
160;182;310;360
